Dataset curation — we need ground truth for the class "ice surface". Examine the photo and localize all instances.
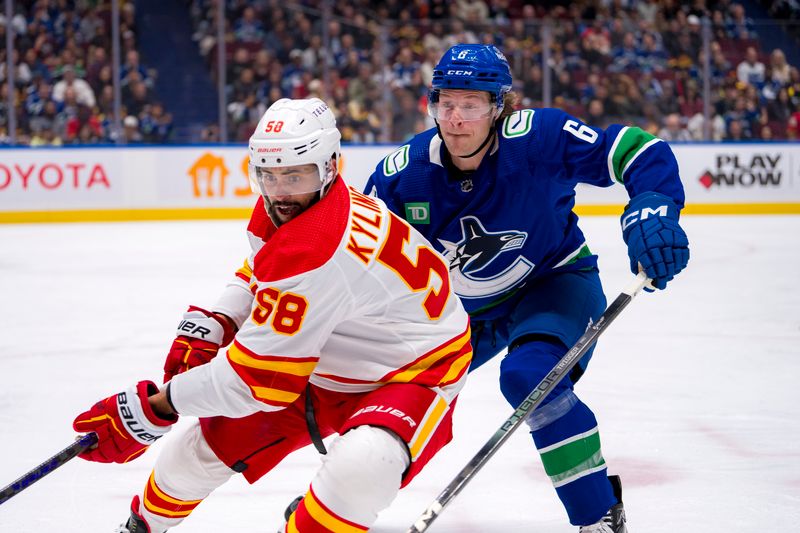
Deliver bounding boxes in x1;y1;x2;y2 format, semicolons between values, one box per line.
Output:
1;215;798;532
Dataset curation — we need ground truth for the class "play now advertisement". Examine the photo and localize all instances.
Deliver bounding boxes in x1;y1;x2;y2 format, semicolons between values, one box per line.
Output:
1;143;798;220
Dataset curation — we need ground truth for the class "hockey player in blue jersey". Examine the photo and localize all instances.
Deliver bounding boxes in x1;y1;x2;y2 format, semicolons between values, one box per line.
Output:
363;44;690;532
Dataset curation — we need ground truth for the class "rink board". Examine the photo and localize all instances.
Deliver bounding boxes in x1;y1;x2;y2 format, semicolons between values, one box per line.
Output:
0;143;799;222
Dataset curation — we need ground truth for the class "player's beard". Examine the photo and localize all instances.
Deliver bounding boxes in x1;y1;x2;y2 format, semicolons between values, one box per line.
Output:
265;190;320;226
268;200;304;225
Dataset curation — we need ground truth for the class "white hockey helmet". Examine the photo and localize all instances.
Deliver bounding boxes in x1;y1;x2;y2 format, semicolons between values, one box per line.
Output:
248;98;341;198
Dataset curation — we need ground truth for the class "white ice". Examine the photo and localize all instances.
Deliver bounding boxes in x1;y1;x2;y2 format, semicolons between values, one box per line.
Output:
0;215;798;532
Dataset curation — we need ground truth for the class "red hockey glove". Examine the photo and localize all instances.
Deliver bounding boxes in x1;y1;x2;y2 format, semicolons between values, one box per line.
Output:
163;306;236;383
72;380;177;464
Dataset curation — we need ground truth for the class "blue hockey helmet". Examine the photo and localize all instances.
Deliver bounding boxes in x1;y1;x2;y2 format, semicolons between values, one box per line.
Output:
429;44;512;111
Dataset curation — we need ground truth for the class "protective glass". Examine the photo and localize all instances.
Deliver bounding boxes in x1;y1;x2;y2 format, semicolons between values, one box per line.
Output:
428;98;496;121
249;164;323;197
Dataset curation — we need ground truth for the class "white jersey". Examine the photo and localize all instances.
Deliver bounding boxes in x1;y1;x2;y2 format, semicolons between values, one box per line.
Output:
170;177;471;419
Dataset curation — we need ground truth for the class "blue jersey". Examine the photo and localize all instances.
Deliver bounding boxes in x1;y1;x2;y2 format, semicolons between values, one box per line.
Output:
364;107;685;317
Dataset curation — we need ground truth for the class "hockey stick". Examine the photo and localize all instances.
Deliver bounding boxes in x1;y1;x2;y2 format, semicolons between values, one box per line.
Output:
0;432;97;506
407;272;651;533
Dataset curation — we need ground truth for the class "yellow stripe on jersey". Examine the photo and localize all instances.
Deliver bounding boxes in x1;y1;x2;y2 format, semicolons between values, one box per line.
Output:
409;395;449;460
438;348;473;385
387;329;471;383
227;343;316;376
304;489;367;532
250;386;302;404
236;258;253;279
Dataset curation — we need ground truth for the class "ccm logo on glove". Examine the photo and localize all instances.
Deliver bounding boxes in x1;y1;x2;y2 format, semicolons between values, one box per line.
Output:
620;191;690;291
620;204;669;231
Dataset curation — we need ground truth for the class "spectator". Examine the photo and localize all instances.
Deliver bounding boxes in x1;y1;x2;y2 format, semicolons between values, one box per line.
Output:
769;49;791;85
0;49;33;87
140;102;173;143
658;113;692;141
348;62;378;108
687;111;727;141
453;0;489;22
65;105;103;143
580;16;612;65
121;50;151;88
726;3;757;40
85;46;110;91
29;124;63;146
392;47;421;89
234;6;265;43
638;32;668;72
610;32;640;72
637;0;659;25
737;46;766;87
725;118;749;140
657;79;681;117
122;115;143;143
53;65;96;108
122;79;150;118
586;98;606;126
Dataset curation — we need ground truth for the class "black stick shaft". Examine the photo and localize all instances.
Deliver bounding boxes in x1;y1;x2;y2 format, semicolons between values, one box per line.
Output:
407;273;650;533
0;433;97;505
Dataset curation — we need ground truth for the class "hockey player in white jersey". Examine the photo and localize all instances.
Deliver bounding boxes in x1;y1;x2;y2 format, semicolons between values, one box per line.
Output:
72;98;472;532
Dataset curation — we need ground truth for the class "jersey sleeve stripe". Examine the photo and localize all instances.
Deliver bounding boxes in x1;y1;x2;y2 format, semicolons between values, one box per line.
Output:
607;126;660;184
250;386;302;405
234;258;253;283
621;137;661;179
553;242;590;269
227;342;317;375
226;341;318;408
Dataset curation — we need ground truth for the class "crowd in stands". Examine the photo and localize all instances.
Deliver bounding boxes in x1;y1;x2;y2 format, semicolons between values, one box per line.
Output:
4;0;800;145
0;0;172;145
187;0;800;144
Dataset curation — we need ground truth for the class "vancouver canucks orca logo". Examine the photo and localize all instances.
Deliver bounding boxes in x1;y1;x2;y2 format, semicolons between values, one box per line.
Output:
438;216;534;298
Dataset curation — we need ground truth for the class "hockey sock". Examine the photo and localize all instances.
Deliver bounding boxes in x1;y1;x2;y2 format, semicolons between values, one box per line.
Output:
500;339;615;525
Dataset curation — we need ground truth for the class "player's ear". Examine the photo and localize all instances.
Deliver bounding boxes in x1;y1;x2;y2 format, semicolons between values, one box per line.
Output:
330;154;338;180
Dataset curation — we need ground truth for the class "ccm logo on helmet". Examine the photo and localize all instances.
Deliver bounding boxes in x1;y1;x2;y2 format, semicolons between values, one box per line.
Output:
446;69;473;76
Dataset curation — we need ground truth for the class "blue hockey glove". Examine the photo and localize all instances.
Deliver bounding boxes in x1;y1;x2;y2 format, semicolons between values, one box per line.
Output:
621;192;689;290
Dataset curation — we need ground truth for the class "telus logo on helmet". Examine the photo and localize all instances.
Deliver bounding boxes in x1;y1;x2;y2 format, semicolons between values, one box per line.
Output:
311;102;329;117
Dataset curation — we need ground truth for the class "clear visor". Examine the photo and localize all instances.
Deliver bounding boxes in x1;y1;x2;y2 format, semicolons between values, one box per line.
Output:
428;98;496;122
248;163;323;197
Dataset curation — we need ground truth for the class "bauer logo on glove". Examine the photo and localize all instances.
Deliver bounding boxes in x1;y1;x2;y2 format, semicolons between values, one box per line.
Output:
117;390;164;444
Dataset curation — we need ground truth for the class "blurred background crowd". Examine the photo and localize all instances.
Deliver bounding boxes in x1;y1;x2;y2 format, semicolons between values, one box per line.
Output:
2;0;800;145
